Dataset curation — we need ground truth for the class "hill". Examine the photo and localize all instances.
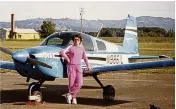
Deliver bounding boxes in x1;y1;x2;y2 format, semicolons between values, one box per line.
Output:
0;16;174;32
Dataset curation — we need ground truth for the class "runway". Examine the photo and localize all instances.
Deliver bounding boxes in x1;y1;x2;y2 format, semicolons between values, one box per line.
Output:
0;73;174;109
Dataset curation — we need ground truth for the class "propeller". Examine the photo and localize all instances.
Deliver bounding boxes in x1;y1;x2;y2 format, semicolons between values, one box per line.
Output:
0;47;14;55
27;58;52;69
0;47;52;69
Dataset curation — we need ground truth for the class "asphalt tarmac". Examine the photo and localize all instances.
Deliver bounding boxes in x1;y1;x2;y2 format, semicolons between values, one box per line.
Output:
0;73;174;109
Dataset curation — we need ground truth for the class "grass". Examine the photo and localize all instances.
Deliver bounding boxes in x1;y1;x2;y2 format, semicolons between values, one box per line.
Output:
101;37;175;43
0;37;175;74
139;43;175;57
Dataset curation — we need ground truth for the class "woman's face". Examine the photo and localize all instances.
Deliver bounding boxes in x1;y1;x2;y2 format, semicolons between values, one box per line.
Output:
73;37;81;46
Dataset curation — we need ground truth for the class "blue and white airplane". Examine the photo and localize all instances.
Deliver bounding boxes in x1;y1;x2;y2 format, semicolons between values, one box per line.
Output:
0;15;174;103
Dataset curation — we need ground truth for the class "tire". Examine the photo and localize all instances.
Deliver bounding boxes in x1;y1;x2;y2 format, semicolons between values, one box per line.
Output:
28;82;40;95
103;85;115;101
32;91;42;103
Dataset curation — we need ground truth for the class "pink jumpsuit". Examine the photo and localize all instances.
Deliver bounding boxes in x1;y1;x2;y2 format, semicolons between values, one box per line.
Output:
60;45;90;98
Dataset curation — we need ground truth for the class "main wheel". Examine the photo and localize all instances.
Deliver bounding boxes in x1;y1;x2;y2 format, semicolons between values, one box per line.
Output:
32;91;42;103
103;85;115;101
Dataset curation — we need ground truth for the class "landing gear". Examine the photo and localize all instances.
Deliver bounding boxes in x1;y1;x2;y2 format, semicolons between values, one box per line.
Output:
103;85;115;101
28;80;44;103
93;75;115;101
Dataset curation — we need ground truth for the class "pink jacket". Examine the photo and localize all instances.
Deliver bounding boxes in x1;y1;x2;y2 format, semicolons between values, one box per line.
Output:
60;45;90;68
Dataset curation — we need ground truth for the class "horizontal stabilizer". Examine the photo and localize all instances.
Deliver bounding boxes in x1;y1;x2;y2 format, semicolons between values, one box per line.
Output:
0;61;16;70
129;55;169;59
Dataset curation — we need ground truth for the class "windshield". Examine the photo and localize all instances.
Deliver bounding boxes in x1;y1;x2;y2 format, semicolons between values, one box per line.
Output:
40;32;74;46
40;32;94;51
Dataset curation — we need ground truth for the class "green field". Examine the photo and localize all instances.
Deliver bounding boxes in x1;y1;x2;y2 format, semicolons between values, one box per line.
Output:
0;37;175;74
101;37;175;43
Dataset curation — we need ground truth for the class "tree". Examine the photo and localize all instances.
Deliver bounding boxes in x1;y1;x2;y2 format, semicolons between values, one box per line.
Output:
167;29;175;37
40;21;56;38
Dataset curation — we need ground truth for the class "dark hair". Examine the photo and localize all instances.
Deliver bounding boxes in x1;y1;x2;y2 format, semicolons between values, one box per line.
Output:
72;34;83;42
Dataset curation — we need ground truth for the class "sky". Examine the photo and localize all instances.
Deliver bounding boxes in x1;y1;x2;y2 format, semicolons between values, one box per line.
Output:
0;1;175;22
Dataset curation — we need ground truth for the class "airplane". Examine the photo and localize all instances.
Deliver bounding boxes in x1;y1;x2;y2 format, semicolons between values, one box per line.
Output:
0;15;175;103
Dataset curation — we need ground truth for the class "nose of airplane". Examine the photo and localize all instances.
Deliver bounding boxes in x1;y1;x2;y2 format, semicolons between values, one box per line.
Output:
12;49;29;63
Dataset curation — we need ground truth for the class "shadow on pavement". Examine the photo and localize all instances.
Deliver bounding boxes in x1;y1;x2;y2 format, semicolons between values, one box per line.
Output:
1;84;133;106
14;83;101;89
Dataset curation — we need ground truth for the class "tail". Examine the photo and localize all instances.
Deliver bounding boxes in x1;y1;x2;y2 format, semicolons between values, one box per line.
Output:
123;15;139;54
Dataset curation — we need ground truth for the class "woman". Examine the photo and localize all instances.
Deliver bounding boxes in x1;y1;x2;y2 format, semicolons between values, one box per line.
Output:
60;34;92;104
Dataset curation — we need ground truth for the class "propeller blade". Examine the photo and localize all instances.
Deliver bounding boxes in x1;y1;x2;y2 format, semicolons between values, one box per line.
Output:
0;47;52;69
0;47;14;55
27;57;52;69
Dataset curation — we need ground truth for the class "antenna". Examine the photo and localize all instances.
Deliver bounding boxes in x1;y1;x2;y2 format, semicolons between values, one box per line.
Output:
80;8;84;33
96;24;103;37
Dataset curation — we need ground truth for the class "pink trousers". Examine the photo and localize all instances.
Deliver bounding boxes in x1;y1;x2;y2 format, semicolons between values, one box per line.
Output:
67;64;83;98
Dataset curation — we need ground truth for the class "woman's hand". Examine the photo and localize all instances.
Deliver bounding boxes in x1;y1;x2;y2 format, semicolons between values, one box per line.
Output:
66;59;70;63
87;67;92;72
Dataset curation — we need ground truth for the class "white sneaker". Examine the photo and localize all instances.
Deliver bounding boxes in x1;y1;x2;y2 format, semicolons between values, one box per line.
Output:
65;93;72;104
72;98;77;104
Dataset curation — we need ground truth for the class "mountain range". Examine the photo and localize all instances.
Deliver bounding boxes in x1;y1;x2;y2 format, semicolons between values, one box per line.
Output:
0;16;174;32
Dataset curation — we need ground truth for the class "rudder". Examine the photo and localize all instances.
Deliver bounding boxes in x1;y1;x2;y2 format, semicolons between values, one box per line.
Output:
123;15;139;54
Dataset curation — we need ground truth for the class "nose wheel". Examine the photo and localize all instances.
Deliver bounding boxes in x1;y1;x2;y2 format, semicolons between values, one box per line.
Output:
93;75;115;101
31;91;42;103
28;80;44;103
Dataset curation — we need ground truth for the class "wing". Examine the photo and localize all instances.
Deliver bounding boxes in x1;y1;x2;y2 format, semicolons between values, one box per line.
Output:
0;61;16;70
83;59;175;76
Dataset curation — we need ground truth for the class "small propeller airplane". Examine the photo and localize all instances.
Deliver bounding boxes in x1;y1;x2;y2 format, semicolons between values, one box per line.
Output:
0;15;175;103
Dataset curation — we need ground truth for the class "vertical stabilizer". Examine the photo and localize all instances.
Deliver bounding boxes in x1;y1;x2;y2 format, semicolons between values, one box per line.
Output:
123;15;138;54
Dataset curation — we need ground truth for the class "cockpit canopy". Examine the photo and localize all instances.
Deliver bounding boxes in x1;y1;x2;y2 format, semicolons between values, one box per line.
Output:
40;31;94;51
